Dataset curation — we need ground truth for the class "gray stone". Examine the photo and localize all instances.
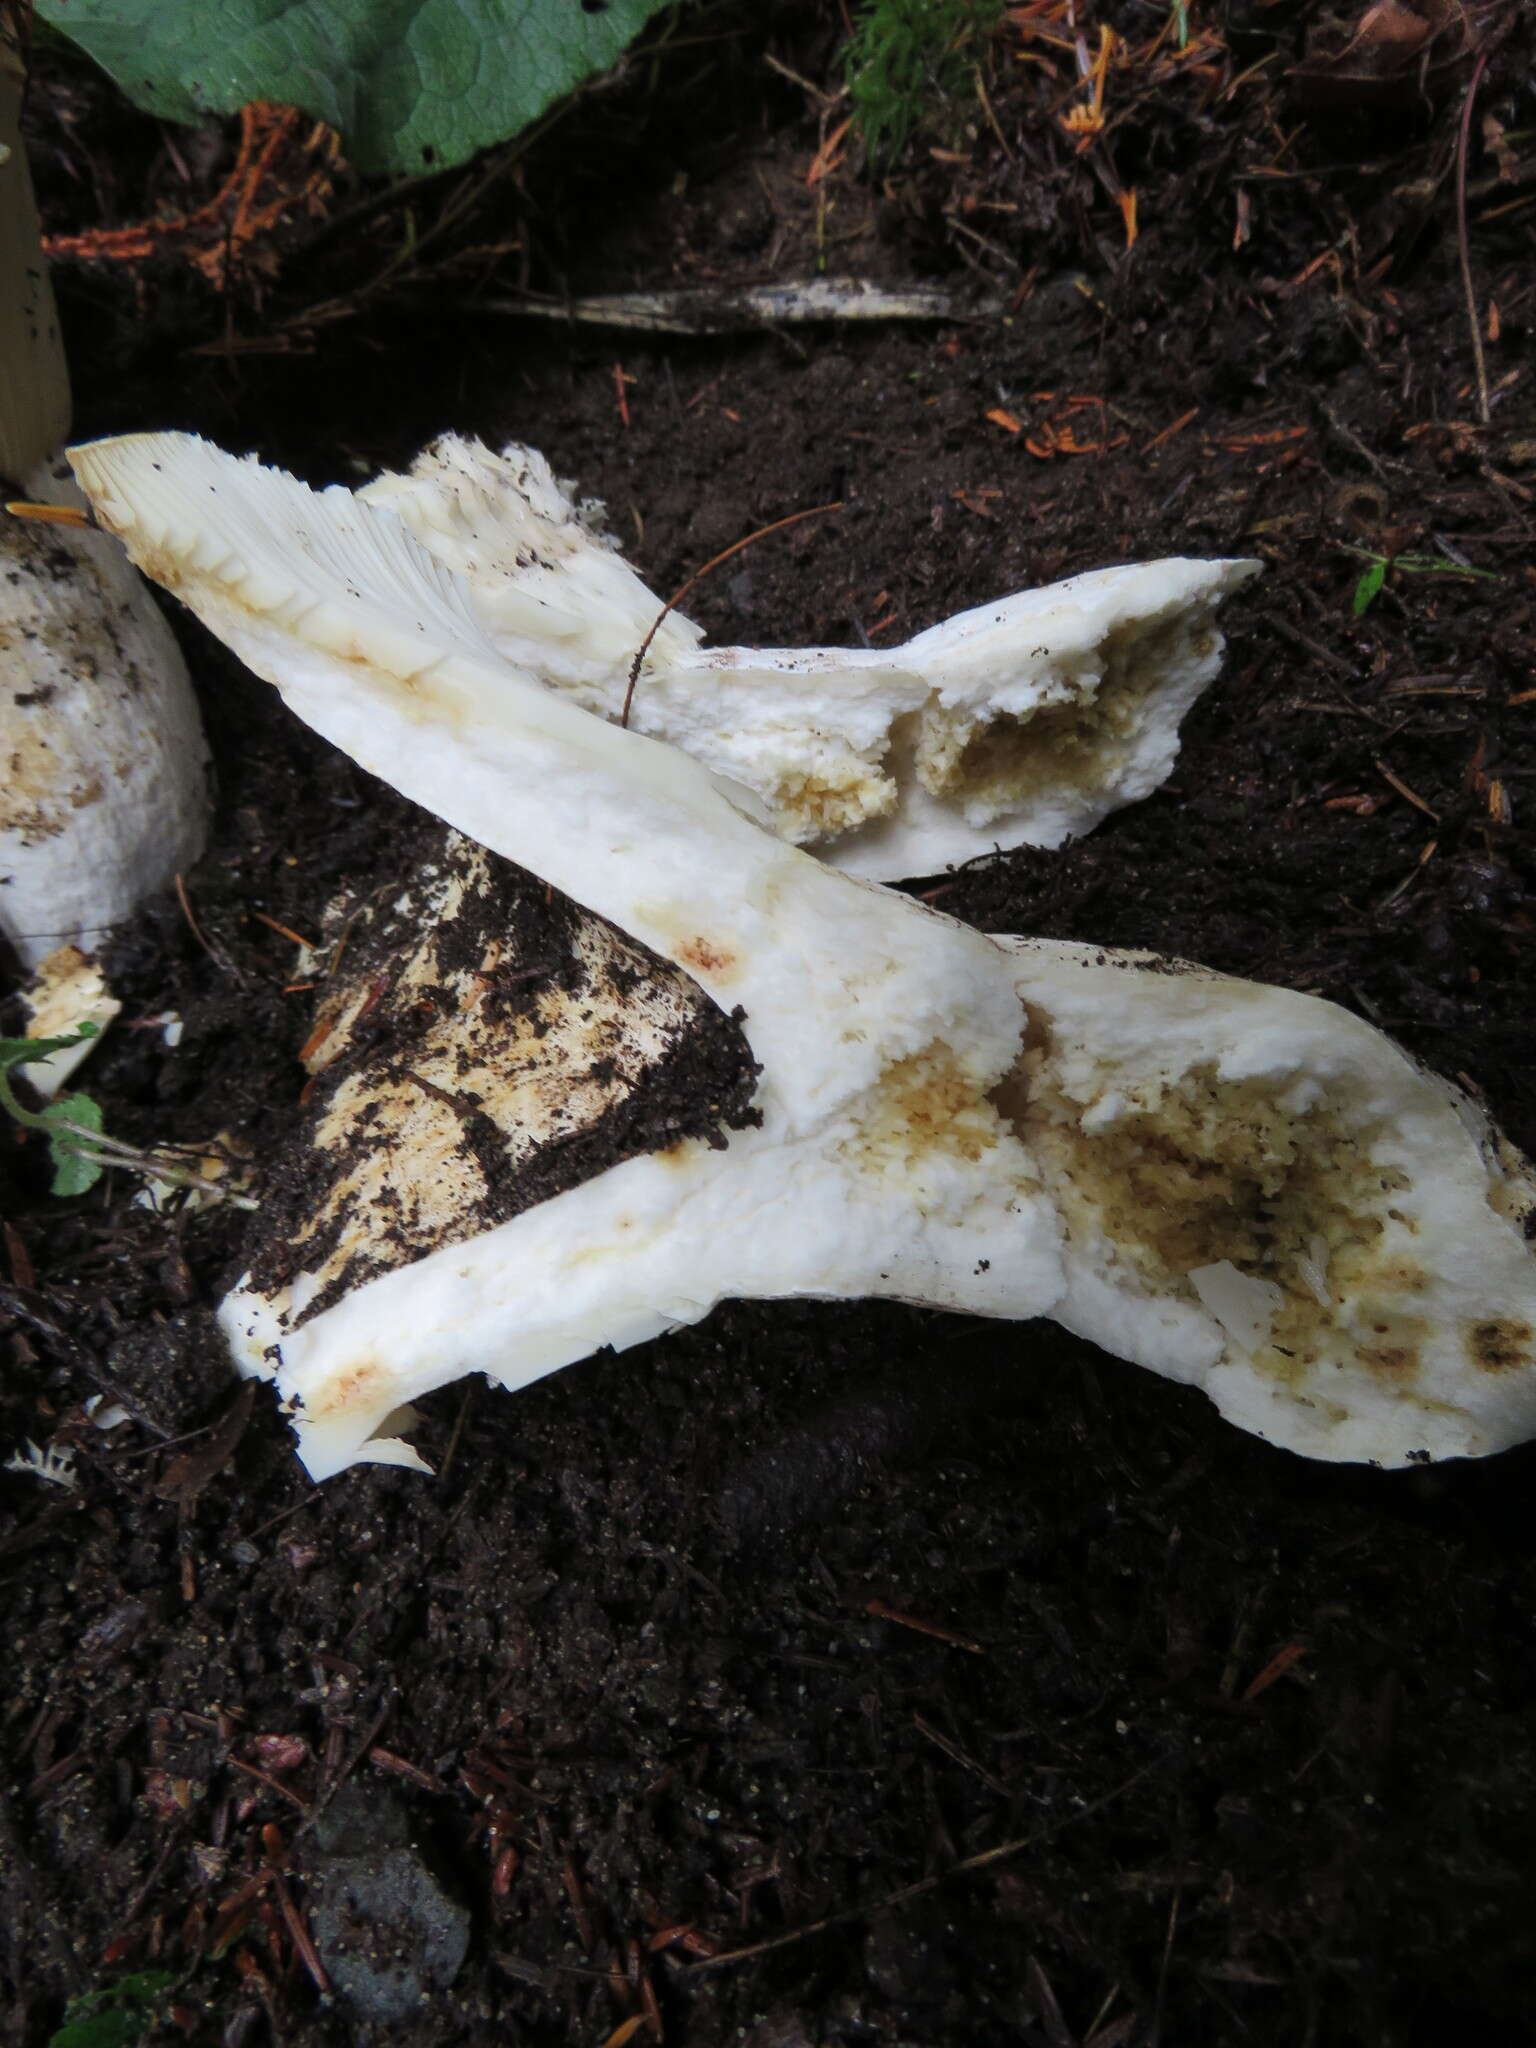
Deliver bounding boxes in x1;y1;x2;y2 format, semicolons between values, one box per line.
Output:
308;1785;470;2022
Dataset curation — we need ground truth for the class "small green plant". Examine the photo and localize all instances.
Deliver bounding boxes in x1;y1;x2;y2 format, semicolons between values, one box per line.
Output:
0;1027;257;1206
0;1025;107;1196
47;1971;176;2048
1346;545;1500;616
845;0;1007;165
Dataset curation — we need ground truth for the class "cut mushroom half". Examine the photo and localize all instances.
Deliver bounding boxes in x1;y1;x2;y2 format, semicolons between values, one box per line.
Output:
68;429;1536;1477
361;437;1260;878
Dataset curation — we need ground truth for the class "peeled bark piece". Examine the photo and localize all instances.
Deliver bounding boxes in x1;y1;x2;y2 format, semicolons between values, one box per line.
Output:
1;455;208;969
70;430;1536;1476
998;940;1536;1466
365;438;1260;877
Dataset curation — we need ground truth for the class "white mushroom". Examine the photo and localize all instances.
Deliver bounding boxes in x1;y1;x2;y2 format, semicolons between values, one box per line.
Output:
1;24;207;970
359;437;1260;877
68;429;1536;1477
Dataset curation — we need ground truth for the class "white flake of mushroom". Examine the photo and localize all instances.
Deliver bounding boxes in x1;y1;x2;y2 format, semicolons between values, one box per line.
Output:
1;23;208;971
357;437;1261;879
17;943;120;1097
67;429;1536;1478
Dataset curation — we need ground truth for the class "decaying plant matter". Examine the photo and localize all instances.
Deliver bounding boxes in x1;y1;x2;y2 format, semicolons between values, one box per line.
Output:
67;430;1536;1480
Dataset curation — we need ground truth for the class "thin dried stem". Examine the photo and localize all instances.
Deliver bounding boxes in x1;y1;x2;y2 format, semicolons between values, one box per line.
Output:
621;500;844;727
1456;49;1491;428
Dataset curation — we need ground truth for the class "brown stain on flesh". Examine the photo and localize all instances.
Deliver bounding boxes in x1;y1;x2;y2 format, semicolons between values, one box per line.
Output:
1467;1318;1532;1374
851;1038;1003;1175
675;936;737;977
912;612;1204;814
1355;1311;1429;1382
310;1354;389;1419
1010;1040;1454;1397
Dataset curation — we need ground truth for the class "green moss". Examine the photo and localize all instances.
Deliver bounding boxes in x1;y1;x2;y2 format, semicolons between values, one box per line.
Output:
845;0;1007;166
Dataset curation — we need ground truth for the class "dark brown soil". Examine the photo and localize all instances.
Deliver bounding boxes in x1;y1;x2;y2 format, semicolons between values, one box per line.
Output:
5;6;1536;2043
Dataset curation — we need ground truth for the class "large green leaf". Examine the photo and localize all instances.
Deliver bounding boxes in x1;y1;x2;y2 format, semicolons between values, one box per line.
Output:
35;0;679;173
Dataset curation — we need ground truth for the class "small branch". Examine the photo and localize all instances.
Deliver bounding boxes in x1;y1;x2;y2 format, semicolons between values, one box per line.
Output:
1456;50;1491;427
621;501;844;727
685;1750;1169;1974
479;279;1003;336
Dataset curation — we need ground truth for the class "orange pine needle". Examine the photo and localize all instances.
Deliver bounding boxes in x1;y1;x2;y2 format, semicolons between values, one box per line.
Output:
1143;405;1200;453
252;910;319;950
600;2019;649;2048
1241;1640;1308;1703
807;115;853;187
4;500;93;528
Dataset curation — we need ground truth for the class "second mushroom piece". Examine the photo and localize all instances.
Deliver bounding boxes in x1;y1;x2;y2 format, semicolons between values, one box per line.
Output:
69;431;1536;1479
1;24;207;974
358;436;1259;878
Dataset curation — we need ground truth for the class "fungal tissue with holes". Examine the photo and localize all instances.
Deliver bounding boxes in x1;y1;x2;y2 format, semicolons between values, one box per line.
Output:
63;428;1536;1480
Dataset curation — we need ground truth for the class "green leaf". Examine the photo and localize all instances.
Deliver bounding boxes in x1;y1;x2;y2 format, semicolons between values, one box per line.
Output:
0;1024;99;1075
1352;558;1387;615
35;0;680;174
44;1092;105;1197
50;2007;150;2048
48;1972;176;2048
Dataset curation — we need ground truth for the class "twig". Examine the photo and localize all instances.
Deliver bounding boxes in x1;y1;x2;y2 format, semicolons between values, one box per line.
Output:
865;1596;983;1654
1456;51;1491;426
621;502;844;726
1150;1887;1181;2046
273;1872;330;1995
479;280;1003;335
684;1751;1170;1973
1267;615;1353;677
225;1755;309;1811
913;1712;1009;1797
1374;759;1440;821
174;872;215;958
